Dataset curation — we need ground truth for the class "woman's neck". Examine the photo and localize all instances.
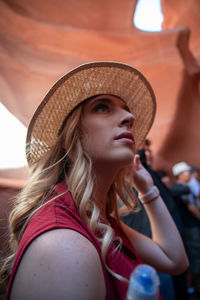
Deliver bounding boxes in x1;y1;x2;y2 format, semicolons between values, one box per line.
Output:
93;165;117;221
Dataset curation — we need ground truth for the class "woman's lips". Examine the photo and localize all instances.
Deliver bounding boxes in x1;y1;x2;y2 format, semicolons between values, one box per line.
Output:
114;132;135;144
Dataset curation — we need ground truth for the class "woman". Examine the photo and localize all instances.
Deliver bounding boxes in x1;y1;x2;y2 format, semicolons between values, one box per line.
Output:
1;62;188;299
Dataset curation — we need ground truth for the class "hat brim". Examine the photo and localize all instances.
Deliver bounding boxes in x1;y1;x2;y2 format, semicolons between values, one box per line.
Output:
26;61;156;165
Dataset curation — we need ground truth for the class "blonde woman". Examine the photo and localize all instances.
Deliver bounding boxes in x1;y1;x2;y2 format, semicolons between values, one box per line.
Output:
1;62;188;300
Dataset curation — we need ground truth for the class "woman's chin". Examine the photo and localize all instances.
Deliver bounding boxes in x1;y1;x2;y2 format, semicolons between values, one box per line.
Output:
91;149;134;171
115;152;134;168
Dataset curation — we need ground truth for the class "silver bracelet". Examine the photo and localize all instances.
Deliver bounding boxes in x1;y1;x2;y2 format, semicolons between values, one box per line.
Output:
139;185;160;204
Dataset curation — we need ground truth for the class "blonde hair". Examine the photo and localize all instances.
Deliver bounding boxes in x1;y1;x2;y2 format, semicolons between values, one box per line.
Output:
0;100;139;286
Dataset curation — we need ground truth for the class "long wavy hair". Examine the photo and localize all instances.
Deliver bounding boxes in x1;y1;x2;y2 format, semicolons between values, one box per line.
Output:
0;99;139;287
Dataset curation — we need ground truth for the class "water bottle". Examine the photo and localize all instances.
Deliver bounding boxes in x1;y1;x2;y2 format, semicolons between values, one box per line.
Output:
126;264;160;300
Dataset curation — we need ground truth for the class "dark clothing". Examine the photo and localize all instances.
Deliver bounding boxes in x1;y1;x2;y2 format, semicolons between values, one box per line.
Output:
136;150;181;233
148;167;181;224
171;183;200;228
123;202;151;238
171;183;200;274
123;166;182;238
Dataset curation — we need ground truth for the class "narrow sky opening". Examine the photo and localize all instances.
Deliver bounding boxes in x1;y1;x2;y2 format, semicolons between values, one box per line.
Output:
0;103;27;169
134;0;163;31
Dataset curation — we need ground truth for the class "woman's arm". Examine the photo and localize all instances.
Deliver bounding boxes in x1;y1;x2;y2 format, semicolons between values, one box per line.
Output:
121;155;189;275
10;229;106;300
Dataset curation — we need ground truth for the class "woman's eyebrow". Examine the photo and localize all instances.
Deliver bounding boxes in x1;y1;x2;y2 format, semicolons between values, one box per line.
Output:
90;97;111;106
83;97;110;112
87;96;130;111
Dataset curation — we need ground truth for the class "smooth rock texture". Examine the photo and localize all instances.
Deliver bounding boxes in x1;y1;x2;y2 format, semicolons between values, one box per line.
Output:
161;0;200;60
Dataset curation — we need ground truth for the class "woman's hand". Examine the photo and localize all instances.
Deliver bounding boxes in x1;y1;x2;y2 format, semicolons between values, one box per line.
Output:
121;155;189;275
132;154;154;194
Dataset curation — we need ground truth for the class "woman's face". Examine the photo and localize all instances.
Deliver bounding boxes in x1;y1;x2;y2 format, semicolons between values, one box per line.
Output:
81;94;135;171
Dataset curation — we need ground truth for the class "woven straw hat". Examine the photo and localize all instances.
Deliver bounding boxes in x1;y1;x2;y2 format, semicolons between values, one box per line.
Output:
26;61;156;165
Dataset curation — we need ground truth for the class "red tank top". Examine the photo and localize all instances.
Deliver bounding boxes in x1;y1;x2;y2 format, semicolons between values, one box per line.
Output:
6;182;161;299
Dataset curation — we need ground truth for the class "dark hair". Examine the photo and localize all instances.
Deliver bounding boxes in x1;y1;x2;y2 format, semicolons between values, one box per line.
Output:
136;149;147;167
190;166;199;174
156;170;168;179
144;139;151;147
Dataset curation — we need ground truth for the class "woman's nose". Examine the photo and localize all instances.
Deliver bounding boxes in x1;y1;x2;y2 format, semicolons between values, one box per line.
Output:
119;110;135;129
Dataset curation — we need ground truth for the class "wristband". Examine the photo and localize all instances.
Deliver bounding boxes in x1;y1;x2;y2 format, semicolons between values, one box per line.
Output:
139;185;160;204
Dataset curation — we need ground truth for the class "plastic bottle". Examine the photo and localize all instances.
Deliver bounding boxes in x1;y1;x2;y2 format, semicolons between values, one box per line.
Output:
126;264;160;300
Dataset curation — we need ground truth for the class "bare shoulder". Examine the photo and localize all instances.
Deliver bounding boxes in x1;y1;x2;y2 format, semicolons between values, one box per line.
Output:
10;229;106;300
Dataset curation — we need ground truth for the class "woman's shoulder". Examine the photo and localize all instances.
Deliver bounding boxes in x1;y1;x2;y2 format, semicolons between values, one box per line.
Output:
28;181;79;231
10;182;97;279
21;182;96;254
10;229;106;300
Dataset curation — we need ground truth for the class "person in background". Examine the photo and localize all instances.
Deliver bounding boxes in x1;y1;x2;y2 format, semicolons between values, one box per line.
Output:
138;138;153;167
171;162;200;297
188;166;200;209
156;170;172;190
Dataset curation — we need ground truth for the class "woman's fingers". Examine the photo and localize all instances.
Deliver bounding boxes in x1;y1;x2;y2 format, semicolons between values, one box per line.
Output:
133;154;154;193
133;154;141;171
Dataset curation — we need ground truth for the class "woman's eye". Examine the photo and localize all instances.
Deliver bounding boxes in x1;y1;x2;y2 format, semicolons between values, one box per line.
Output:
93;104;109;113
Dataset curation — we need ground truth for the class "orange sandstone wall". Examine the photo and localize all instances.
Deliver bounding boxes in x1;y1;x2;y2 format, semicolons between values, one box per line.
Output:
158;0;200;170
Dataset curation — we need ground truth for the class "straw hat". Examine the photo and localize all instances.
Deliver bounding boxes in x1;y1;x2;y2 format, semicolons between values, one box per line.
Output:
26;61;156;165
